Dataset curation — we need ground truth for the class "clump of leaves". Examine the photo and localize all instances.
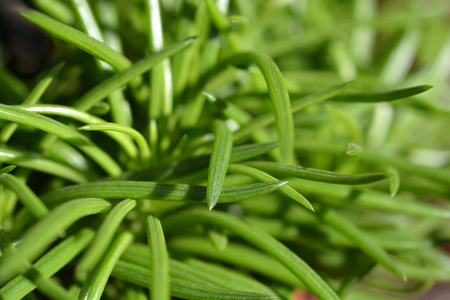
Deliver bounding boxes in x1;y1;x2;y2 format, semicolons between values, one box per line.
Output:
0;0;449;299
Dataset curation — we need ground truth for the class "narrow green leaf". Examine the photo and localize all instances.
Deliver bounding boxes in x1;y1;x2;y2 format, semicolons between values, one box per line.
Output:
168;237;301;287
234;80;355;143
228;164;314;211
69;0;111;70
42;181;287;205
227;52;294;163
21;104;138;158
118;142;278;181
112;260;278;300
121;243;276;296
363;151;450;186
207;120;233;210
243;161;387;185
69;0;131;126
75;37;195;111
79;122;151;165
0;229;94;300
0;145;90;183
146;216;170;300
321;209;406;280
290;178;450;219
0;62;65;143
146;0;173;117
21;11;131;71
0;165;16;175
76;199;136;280
78;232;133;300
332;85;432;102
162;210;340;300
0;104;121;176
0;229;73;300
0;199;111;284
0;173;48;218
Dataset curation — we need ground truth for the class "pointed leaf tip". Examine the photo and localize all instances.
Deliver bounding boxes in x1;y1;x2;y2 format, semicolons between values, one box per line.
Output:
0;165;17;175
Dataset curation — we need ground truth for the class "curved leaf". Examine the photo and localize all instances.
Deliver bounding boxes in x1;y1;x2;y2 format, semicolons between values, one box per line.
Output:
162;210;340;300
0;104;121;176
227;52;294;163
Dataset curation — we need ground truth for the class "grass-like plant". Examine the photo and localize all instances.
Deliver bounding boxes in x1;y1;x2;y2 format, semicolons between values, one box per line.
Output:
0;0;449;299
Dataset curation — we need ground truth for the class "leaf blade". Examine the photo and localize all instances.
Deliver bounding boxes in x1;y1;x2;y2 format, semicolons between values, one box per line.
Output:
207;120;233;210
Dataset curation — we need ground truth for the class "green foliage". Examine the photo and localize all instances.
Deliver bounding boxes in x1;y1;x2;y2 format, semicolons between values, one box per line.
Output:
0;0;449;299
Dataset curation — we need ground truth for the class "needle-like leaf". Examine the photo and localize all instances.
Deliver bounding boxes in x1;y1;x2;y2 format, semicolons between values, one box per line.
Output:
0;62;65;143
75;199;136;280
228;164;314;211
321;209;406;280
112;260;278;300
0;145;90;183
227;52;294;163
78;232;134;300
0;199;110;284
0;173;48;218
0;229;94;300
243;161;387;185
79;122;151;165
21;104;138;158
145;216;170;300
0;104;121;176
207;120;233;210
331;85;432;102
234;80;355;141
118;142;278;181
75;37;195;111
120;243;276;296
42;181;287;205
162;210;340;300
21;11;131;71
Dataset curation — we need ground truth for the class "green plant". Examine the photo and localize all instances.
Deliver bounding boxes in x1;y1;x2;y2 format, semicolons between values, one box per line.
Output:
0;0;449;299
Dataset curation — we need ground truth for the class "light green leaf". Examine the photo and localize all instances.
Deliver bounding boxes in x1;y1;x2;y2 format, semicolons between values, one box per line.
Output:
228;164;314;211
321;209;406;280
227;52;294;163
162;210;340;300
112;260;278;300
0;173;48;218
145;216;170;300
78;232;133;300
75;37;195;111
21;104;138;158
0;198;110;284
0;144;89;183
75;199;136;280
0;104;121;176
207;120;233;210
79;122;151;165
0;229;94;300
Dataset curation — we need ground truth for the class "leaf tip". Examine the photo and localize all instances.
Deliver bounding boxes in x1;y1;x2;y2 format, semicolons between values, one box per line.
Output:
208;201;216;211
